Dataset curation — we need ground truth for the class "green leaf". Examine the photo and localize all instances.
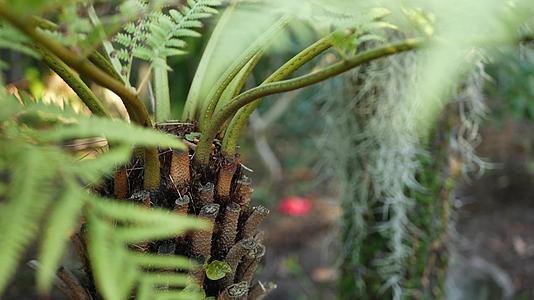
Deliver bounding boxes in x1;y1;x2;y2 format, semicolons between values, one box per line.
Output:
87;212;124;300
0;95;23;122
116;223;191;243
37;181;85;293
90;196;208;231
205;260;231;280
77;145;133;185
39;116;186;150
185;132;201;141
126;252;196;270
141;273;190;287
0;147;56;295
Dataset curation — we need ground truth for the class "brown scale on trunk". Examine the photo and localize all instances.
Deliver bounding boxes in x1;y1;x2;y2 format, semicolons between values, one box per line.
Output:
129;190;152;208
216;156;238;200
236;244;265;283
191;203;219;258
216;202;241;259
197;182;215;210
113;168;128;198
173;195;190;215
252;231;264;244
234;176;252;208
128;191;153;251
169;149;190;192
173;195;190;245
220;238;257;288
239;206;269;240
189;257;208;286
218;281;249;300
71;231;90;275
248;282;276;300
91;123;277;299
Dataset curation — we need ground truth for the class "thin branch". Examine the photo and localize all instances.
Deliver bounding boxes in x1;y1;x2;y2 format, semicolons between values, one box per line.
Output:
194;38;424;165
87;5;125;84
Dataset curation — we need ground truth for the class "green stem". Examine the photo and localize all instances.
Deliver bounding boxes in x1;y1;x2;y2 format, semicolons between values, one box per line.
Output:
34;45;111;118
198;16;290;131
195;38;424;165
154;57;170;123
33;15;125;86
221;32;336;155
214;50;265;122
87;5;126;85
88;51;125;84
0;3;152;127
0;5;162;189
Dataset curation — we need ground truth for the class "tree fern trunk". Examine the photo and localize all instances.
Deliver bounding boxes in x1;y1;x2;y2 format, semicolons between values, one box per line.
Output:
75;123;275;299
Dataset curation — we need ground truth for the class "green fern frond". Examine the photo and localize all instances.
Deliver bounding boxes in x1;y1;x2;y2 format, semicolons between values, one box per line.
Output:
0;22;37;69
90;196;206;230
87;197;206;300
0;98;203;298
115;0;220;73
0;145;57;294
36;114;186;150
37;180;85;292
77;145;133;185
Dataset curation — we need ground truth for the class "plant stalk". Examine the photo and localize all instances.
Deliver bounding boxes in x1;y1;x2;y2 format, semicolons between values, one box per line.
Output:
182;1;238;120
194;38;424;165
33;45;112;118
221;32;336;156
0;3;152;127
0;4;163;189
154;57;171;122
198;16;290;131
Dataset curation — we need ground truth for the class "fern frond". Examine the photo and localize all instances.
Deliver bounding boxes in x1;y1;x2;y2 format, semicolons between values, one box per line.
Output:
37;114;186;150
90;196;206;230
115;0;220;74
87;196;207;300
37;181;85;292
77;145;133;185
0;22;37;69
126;252;195;270
0;145;57;294
0;98;203;298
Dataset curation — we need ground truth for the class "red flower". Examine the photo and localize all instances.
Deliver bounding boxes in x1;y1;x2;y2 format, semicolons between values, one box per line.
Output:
279;196;312;216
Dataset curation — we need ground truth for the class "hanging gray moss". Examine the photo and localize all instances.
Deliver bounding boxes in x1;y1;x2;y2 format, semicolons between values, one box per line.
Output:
317;49;488;299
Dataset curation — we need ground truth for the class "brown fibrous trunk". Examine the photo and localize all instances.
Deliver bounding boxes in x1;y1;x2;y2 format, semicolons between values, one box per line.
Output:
73;123;274;299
